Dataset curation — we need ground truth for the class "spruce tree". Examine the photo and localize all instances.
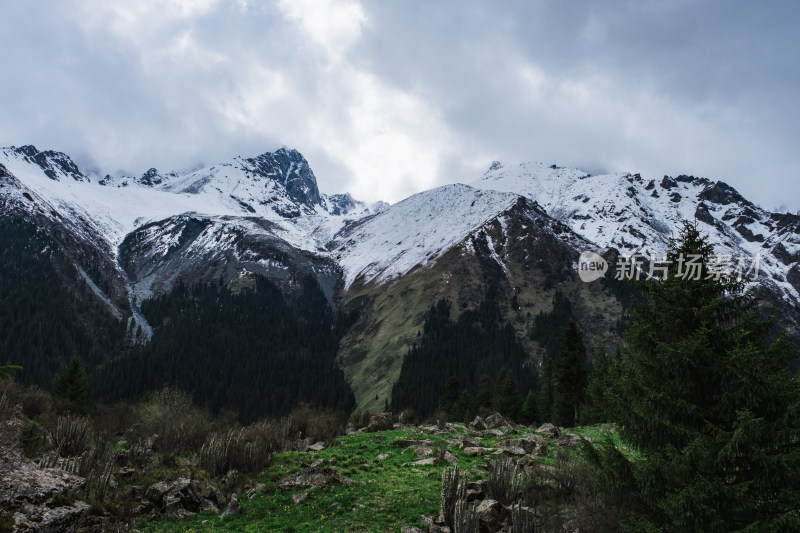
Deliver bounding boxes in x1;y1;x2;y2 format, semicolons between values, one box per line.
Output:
52;356;90;413
493;367;523;421
520;389;540;426
581;345;620;424
539;358;554;423
552;320;588;427
607;221;800;530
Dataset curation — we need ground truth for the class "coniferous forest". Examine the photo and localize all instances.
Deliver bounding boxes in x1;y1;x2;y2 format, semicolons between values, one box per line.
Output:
390;293;536;421
0;220;126;387
95;275;356;422
3;217;800;531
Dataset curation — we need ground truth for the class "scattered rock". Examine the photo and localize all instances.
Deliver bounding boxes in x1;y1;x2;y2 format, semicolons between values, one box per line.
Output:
463;447;493;456
469;415;487;431
474;499;507;532
493;446;527;456
292;490;309;504
224;469;239;488
466;480;487;503
484;413;511;430
145;477;226;518
401;526;426;533
407;458;437;466
219;493;241;519
484;428;505;437
554;433;582;449
307;441;326;451
245;483;265;498
414;446;433;458
499;435;547;456
418;513;435;525
536;422;561;438
279;467;352;490
376;453;389;460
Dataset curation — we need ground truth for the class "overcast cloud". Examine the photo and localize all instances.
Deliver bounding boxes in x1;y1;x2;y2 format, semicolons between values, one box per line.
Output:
1;0;798;210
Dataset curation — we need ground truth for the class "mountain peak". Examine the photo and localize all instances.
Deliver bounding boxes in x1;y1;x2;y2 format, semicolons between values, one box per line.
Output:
4;145;87;183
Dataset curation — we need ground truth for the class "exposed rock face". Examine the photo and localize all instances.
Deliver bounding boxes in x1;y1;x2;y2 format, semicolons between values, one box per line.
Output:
278;467;351;490
219;493;241;519
244;148;323;211
536;423;561;438
0;417;90;531
484;413;512;430
499;435;547;456
144;477;227;519
474;498;507;532
468;416;487;431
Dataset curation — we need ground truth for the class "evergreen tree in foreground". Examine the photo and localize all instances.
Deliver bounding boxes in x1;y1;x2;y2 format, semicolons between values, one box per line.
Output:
53;356;91;414
601;221;800;531
552;320;588;427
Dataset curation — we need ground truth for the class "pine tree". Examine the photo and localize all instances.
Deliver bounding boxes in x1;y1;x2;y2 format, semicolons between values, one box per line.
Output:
552;320;588;427
605;221;800;530
53;356;91;413
581;345;620;424
493;367;523;422
442;376;461;414
539;358;554;423
475;374;494;415
450;390;472;423
520;389;540;426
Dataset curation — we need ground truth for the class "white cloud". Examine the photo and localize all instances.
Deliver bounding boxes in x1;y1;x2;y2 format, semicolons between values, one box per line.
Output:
0;1;797;209
276;0;367;62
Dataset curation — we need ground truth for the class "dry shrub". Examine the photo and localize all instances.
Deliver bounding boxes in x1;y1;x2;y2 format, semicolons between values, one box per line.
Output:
284;404;346;446
41;444;119;505
91;402;135;443
134;387;211;459
199;426;275;477
0;380;23;419
47;414;91;456
21;386;51;420
349;408;372;430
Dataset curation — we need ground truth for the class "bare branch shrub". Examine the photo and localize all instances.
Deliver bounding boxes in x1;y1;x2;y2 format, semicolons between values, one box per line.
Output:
47;414;91;456
199;426;275;477
487;458;526;507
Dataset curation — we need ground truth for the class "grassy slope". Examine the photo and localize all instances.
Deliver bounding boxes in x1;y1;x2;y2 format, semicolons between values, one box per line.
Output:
143;422;625;533
338;222;625;413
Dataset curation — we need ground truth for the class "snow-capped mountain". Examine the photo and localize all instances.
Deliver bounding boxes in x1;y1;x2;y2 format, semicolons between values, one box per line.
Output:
473;161;800;306
3;143;799;411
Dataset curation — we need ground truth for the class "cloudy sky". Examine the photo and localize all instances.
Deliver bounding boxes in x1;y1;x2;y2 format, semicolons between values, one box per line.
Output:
1;1;798;210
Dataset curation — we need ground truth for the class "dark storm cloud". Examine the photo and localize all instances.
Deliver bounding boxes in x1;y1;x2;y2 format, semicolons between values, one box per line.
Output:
0;1;797;209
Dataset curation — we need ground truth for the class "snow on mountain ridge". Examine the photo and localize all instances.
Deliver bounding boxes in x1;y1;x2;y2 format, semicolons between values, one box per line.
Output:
473;161;800;304
0;145;384;253
331;183;524;288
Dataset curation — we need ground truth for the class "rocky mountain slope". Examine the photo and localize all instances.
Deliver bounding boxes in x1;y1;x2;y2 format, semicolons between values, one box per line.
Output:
1;144;797;410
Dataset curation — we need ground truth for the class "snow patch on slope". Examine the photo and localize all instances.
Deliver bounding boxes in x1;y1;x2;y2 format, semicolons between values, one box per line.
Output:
333;183;521;288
